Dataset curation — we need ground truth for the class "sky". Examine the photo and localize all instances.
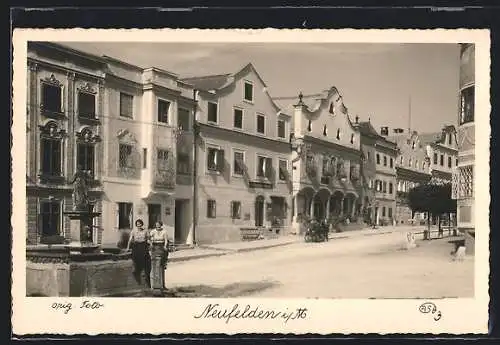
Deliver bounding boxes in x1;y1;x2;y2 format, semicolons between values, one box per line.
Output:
62;42;461;134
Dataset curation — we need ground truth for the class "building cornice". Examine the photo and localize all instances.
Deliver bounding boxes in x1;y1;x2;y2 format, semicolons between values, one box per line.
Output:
27;58;105;81
303;134;362;161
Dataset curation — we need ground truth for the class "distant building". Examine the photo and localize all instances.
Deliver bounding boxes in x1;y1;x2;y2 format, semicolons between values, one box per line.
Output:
453;43;475;254
26;42;107;245
420;125;459;185
358;121;399;226
274;89;363;234
388;129;432;225
182;64;292;244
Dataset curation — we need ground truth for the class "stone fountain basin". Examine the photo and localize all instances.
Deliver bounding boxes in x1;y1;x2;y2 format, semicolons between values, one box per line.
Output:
26;246;145;297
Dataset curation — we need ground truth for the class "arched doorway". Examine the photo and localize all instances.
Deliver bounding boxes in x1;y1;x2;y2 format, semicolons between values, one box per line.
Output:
312;188;331;220
329;191;344;217
296;187;315;220
255;196;265;227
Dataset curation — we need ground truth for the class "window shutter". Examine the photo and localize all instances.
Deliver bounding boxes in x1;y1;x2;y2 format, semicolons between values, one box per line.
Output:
217;149;225;172
265;158;273;178
115;203;120;229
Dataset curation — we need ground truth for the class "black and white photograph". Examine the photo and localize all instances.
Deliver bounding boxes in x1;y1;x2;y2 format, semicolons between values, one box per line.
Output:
12;28;490;335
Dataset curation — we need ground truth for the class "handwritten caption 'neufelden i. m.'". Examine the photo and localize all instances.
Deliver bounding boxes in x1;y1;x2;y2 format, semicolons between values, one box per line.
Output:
51;300;104;314
194;303;308;324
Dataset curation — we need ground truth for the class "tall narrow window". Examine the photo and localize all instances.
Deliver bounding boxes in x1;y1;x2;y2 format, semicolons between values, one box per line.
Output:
178;107;191;131
389;158;394;168
448;134;452;145
78;92;96;118
233;108;243;129
41;137;62;176
448;156;452;168
433;153;438;165
207;199;217;218
118;202;133;229
177;152;190;175
40;200;61;237
244;81;253;102
157;149;170;172
231;201;241;219
460;86;475;125
257;114;265;134
277;120;286;138
119;144;134;169
376;153;381;165
157;99;170;124
142;148;147;168
383;156;387;166
77;143;95;177
207;102;218;123
336;129;341;140
41;83;62;113
389;182;393;194
257;155;270;178
279;159;288;181
119;93;133;118
440;154;444;166
233;151;245;176
207;148;224;172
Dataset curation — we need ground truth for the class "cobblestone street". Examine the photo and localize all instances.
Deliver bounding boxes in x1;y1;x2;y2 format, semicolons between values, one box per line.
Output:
165;229;474;299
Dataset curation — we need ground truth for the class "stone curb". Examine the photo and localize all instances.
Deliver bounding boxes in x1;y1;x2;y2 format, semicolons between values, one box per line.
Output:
169;240;297;263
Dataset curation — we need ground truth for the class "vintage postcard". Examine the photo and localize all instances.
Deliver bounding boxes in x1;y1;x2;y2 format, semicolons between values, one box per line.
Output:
11;28;490;335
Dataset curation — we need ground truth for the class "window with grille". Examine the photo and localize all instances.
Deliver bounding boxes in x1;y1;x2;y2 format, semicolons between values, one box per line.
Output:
40;200;61;237
158;99;170;124
78;92;96;118
257;114;265;134
279;159;288;181
77;143;95;177
176;152;190;175
118;202;133;229
460;86;474;125
458;165;473;198
178;107;191;131
207;102;218;123
119;144;134;169
207;199;216;218
157;149;170;172
42;83;62;113
277;120;286;138
41;138;62;176
244;81;253;102
233;108;243;129
231;201;241;219
233;151;245;176
119;93;133;118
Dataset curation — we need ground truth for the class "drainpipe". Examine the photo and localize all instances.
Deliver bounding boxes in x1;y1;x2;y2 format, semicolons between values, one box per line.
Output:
192;89;199;245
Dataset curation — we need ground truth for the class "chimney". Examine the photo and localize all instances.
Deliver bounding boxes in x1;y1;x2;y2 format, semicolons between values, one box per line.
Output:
380;126;389;136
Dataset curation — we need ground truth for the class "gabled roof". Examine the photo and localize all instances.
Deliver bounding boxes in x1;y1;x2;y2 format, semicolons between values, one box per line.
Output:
358;121;380;138
180;62;267;92
181;62;285;114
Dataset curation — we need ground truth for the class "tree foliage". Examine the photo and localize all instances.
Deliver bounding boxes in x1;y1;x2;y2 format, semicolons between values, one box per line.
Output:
407;183;457;215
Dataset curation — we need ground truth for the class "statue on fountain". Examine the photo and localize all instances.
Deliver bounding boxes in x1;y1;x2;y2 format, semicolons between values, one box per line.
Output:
70;166;91;211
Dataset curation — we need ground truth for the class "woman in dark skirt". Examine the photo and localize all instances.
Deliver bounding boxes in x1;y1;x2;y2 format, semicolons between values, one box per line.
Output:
126;219;151;287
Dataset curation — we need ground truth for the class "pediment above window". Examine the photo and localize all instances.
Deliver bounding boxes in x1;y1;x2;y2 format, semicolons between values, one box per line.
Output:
38;121;66;139
42;74;62;86
77;82;97;94
116;128;137;144
76;127;101;143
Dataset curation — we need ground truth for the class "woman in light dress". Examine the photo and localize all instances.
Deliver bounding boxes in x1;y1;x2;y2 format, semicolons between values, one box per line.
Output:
148;220;170;292
126;219;151;288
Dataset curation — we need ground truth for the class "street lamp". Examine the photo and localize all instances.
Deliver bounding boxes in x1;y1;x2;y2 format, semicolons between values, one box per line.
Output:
191;89;199;246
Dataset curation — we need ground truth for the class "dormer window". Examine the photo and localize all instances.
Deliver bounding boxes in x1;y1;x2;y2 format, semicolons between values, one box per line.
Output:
323;124;328;136
307;120;312;132
350;134;355;144
336;129;341;140
329;103;334;114
244;81;253;102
